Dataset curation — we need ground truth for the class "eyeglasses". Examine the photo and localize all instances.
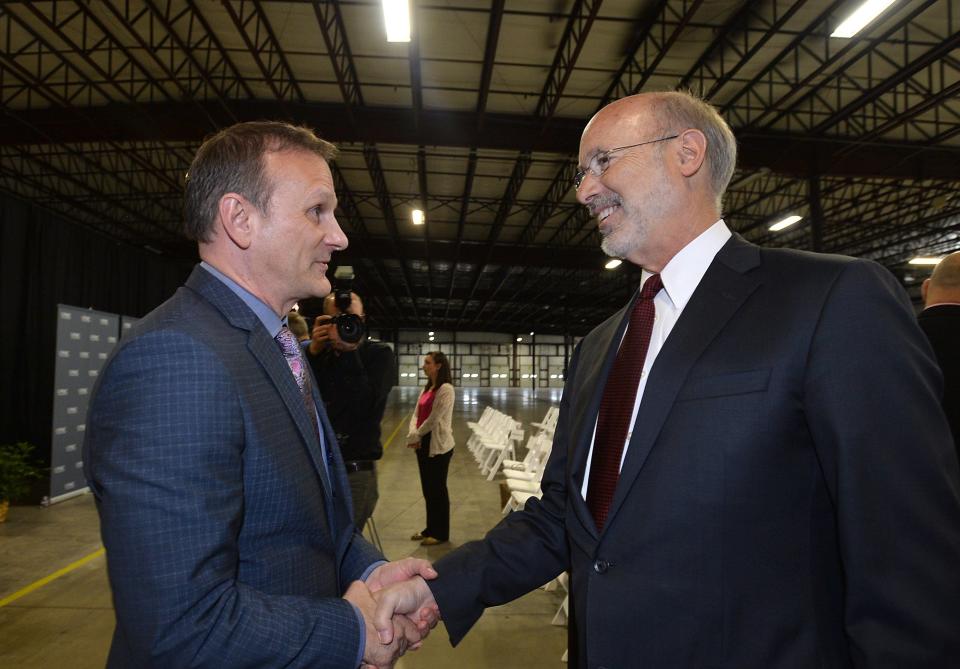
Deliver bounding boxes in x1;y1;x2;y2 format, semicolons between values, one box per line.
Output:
573;134;679;189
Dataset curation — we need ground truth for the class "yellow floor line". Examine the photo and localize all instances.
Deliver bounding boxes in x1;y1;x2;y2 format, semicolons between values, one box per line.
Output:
382;412;413;450
0;415;411;607
0;546;105;608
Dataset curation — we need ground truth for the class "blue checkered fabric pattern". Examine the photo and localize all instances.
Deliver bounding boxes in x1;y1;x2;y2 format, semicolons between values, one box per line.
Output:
84;266;383;668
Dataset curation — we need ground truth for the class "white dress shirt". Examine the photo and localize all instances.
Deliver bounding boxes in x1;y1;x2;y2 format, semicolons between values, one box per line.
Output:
581;219;732;499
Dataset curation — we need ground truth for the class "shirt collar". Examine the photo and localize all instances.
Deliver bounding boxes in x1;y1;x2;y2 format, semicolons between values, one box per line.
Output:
200;261;285;337
643;219;731;311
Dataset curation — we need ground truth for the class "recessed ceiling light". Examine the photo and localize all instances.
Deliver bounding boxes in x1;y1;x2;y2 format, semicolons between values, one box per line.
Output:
382;0;411;42
411;208;425;225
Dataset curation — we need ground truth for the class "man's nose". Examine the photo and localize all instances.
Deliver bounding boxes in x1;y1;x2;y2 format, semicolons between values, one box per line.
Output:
575;172;600;205
327;215;348;251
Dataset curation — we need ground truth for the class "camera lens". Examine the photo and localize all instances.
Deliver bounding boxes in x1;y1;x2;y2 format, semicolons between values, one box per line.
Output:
335;313;365;344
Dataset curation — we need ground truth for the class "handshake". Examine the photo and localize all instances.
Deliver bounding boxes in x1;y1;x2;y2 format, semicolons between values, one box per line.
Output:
344;557;442;669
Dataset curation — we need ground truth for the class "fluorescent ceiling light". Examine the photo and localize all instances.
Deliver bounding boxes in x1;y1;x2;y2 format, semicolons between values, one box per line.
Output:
769;214;803;232
908;257;943;265
411;208;424;225
605;259;623;270
382;0;411;42
831;0;897;38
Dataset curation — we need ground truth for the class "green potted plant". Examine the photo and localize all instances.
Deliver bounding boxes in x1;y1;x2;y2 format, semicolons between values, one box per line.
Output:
0;442;45;523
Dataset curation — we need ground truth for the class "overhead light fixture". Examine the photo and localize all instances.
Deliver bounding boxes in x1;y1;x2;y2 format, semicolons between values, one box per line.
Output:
428;336;435;342
605;259;623;270
831;0;897;38
769;214;803;232
516;337;522;342
382;0;411;42
529;331;535;336
908;257;943;266
428;331;434;336
830;0;894;37
411;208;425;225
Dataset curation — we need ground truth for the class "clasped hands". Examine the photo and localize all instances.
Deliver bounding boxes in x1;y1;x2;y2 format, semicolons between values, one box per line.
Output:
344;557;441;669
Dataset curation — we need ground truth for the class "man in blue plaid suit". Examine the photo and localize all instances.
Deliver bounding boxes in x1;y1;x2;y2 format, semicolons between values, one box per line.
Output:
84;122;436;668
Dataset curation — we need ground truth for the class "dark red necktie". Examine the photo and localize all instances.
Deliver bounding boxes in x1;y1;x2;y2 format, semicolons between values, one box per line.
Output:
587;274;663;531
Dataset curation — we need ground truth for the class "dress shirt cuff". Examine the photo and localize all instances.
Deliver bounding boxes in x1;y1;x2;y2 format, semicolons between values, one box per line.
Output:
350;602;366;668
361;559;388;583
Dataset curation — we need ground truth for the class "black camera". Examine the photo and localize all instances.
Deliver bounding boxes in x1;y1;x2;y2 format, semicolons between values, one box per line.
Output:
330;266;365;344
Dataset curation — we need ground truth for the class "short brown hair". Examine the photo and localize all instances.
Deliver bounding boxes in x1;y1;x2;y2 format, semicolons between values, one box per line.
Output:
183;121;337;242
287;311;309;340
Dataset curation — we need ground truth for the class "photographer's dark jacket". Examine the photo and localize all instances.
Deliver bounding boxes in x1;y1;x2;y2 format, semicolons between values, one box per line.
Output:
308;340;396;462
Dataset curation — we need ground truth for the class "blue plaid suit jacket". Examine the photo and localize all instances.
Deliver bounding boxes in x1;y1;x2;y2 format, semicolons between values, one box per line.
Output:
84;265;383;667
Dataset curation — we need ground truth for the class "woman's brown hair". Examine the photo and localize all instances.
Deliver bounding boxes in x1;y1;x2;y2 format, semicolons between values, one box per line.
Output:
424;350;453;391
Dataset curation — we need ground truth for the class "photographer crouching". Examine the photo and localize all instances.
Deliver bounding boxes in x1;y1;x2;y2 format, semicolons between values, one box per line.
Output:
307;281;396;533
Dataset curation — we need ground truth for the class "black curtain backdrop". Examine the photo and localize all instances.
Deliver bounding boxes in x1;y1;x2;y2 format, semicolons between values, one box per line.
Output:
0;192;194;469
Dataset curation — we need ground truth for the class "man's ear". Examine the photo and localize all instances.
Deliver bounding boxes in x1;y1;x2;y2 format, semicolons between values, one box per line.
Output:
676;128;707;178
921;277;930;305
217;193;255;250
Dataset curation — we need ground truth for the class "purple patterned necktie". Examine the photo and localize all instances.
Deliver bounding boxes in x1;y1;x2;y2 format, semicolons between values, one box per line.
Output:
275;326;320;439
586;274;663;531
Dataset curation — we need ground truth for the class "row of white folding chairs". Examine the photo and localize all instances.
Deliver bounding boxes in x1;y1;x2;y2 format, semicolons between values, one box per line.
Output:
500;432;553;514
529;405;559;436
495;405;558;489
466;406;524;481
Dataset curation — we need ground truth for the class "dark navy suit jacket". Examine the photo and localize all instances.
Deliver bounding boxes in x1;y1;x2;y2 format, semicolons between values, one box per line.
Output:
429;235;960;668
84;266;382;667
919;303;960;461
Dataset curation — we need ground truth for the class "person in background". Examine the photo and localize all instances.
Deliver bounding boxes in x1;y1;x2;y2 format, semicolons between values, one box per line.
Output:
287;309;311;346
307;290;395;532
920;250;960;460
83;121;436;668
407;351;455;546
373;91;960;668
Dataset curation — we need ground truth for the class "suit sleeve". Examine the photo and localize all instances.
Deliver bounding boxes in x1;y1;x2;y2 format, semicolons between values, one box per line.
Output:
85;331;364;669
803;260;960;666
427;348;581;644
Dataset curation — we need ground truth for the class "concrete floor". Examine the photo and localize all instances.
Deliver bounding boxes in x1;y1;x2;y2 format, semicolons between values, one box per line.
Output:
0;386;567;668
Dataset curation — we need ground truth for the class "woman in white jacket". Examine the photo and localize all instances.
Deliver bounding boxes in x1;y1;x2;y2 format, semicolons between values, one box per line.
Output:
407;351;455;545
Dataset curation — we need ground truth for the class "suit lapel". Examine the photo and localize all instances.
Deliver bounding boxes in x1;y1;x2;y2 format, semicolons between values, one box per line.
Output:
187;266;335;502
604;236;762;531
247;333;334;498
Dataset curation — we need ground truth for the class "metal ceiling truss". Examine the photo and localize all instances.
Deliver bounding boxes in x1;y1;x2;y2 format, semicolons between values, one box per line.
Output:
0;0;956;335
222;0;304;104
462;0;603;327
601;0;705;106
315;0;422;326
440;0;503;321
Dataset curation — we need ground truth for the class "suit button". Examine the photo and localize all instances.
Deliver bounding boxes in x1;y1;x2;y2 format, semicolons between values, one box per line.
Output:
593;559;608;574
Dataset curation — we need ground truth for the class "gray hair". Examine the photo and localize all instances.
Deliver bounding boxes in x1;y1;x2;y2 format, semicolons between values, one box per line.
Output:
183;121;337;242
651;91;737;213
